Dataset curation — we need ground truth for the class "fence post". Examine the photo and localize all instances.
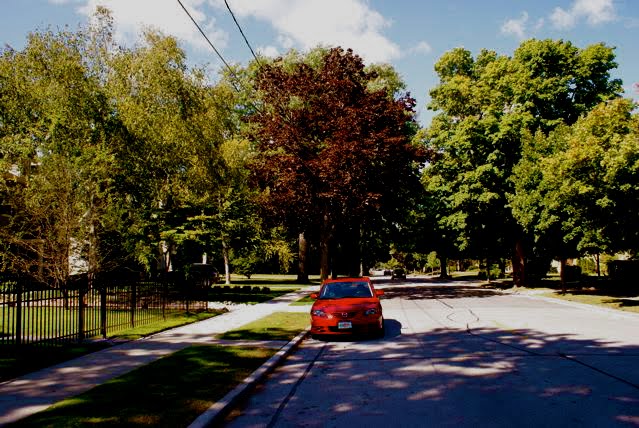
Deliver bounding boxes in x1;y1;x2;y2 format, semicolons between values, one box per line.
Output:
100;284;107;339
162;279;166;320
15;280;22;347
130;281;136;328
186;277;190;314
78;280;86;342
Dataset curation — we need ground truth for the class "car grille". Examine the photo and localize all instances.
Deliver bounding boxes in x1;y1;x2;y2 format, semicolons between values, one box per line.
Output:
331;311;358;318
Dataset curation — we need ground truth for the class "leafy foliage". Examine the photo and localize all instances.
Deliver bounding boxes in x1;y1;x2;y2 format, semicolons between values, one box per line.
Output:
248;47;422;278
423;39;622;282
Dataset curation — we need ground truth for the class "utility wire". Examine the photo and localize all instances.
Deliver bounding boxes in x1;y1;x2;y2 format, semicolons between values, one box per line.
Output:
223;0;262;67
177;0;316;177
176;0;240;90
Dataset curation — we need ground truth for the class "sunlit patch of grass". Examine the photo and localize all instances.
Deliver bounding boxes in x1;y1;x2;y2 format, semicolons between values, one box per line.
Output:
111;310;224;340
543;292;639;313
219;312;310;341
225;273;320;288
290;294;314;306
208;287;298;304
12;345;275;427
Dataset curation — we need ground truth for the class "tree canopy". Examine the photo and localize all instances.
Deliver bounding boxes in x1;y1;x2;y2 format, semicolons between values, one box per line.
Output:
248;47;422;278
422;39;622;282
1;9;637;285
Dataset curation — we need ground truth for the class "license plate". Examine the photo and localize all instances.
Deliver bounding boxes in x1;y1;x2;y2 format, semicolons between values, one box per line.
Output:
338;321;352;329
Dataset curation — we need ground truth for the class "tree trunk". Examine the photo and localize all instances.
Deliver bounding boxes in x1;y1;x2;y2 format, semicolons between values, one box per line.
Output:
595;254;601;277
319;214;332;280
222;239;231;285
498;259;505;278
297;232;309;284
512;240;526;287
485;258;491;284
348;224;361;278
560;258;567;294
439;254;449;279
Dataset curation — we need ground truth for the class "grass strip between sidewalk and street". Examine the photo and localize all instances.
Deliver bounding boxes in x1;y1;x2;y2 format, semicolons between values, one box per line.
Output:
542;291;639;313
218;312;310;341
290;294;314;306
11;344;276;428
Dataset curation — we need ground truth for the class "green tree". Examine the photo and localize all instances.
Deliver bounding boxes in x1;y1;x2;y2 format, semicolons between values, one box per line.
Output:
424;39;621;284
0;12;125;285
512;99;639;285
106;29;220;274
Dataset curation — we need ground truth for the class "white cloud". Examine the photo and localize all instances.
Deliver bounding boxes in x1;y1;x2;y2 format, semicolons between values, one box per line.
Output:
501;11;529;39
550;6;578;29
277;34;295;50
550;0;616;29
257;45;279;58
408;41;432;55
76;0;229;52
211;0;400;64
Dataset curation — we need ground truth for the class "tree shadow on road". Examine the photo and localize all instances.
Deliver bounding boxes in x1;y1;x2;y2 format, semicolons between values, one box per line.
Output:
240;298;639;428
381;285;503;300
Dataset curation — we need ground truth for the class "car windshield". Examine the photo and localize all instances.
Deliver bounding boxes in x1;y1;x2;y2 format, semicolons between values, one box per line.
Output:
320;281;373;299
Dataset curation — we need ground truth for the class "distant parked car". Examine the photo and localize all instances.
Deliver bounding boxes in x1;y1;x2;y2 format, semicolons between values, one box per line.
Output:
391;268;406;280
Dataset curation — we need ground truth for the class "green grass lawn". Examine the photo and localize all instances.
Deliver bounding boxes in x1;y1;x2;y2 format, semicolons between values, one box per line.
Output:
12;345;275;427
218;312;310;341
207;286;298;304
0;310;224;383
542;291;639;313
224;273;320;288
290;294;314;306
106;310;223;340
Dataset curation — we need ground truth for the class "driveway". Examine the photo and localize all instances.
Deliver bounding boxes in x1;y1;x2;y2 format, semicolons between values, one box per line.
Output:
224;278;639;427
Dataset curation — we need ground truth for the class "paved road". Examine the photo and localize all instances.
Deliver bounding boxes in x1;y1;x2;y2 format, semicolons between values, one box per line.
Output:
225;279;639;427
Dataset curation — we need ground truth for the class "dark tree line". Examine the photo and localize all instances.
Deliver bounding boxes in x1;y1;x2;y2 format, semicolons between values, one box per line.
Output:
1;8;637;286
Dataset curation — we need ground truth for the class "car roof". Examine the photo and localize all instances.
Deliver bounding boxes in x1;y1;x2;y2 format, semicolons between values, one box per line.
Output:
322;277;371;284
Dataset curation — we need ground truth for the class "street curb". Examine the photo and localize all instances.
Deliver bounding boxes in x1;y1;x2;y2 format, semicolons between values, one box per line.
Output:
188;327;311;428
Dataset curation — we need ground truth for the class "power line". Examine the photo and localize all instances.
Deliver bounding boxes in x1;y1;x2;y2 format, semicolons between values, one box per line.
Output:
176;0;240;89
223;0;262;67
176;0;325;188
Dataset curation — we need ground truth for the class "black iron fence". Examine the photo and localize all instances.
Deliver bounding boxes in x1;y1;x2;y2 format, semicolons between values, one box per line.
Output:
0;275;208;348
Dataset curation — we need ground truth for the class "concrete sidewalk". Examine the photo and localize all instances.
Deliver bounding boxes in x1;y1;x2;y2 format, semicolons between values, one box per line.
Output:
0;288;314;426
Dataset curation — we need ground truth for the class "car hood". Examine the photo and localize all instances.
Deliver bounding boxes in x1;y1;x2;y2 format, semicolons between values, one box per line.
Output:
312;297;380;311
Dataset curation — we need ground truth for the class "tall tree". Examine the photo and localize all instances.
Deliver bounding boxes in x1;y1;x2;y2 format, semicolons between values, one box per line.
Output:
249;48;421;279
511;98;639;277
107;29;217;274
0;11;124;284
424;39;622;284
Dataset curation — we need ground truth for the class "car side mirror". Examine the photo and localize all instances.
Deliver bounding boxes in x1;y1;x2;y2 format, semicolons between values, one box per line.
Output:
375;289;384;296
310;293;319;299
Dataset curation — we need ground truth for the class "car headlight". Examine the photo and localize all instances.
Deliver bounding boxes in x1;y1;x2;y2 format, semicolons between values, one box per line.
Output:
312;309;327;318
364;308;378;316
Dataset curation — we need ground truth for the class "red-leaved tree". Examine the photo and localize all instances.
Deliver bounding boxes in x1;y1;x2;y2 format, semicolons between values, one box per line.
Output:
249;48;421;279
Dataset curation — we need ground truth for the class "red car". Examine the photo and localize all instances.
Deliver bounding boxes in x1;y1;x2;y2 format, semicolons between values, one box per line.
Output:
310;277;384;338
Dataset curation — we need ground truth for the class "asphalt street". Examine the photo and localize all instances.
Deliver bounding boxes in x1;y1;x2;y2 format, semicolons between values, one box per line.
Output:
224;279;639;427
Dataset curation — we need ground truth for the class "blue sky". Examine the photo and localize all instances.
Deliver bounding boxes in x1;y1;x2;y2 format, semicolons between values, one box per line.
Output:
2;0;638;126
